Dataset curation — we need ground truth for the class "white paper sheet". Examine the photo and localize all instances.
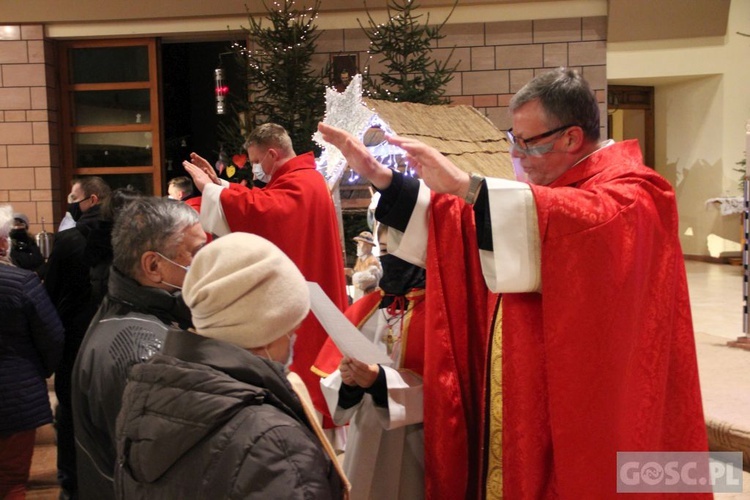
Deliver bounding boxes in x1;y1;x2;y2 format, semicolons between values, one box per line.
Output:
307;282;393;365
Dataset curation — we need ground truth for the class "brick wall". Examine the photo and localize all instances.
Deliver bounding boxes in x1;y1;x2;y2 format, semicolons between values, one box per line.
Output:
314;16;607;134
0;17;606;227
0;24;60;233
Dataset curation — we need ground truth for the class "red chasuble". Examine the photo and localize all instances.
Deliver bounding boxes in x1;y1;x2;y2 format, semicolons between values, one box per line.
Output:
500;140;709;498
425;194;496;500
219;152;348;425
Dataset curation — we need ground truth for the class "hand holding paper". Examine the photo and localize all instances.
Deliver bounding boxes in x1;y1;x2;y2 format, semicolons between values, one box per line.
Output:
307;282;392;366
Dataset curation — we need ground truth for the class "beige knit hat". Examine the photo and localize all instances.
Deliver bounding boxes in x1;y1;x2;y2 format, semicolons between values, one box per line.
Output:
182;232;310;349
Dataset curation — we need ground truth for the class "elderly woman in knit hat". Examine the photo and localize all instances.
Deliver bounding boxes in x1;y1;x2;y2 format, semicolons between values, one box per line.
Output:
115;233;348;499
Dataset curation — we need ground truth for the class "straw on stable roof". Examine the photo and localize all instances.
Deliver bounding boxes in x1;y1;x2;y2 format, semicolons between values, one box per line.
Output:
364;98;515;181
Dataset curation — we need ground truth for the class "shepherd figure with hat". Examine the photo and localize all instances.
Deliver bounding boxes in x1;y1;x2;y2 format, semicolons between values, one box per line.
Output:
349;230;382;301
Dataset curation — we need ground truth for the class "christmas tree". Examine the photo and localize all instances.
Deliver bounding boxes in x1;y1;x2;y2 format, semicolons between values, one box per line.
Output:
361;0;459;105
226;0;327;155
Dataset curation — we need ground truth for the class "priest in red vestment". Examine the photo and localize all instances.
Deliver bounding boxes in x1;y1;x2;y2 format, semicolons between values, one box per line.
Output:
317;67;710;499
184;123;348;425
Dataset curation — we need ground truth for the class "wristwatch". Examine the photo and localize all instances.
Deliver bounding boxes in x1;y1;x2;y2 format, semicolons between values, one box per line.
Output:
464;173;484;204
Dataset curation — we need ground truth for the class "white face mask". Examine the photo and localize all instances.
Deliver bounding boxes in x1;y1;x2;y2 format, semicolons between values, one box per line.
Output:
512;156;529;183
252;163;272;183
263;332;296;372
156;251;190;291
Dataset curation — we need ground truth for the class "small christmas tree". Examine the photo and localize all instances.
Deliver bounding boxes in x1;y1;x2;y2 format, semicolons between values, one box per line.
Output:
229;0;327;155
361;0;459;105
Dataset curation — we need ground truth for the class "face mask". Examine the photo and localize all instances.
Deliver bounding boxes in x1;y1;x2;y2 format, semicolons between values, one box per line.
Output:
512;156;529;183
263;332;296;372
67;201;83;222
155;251;190;290
9;228;26;240
356;243;367;258
252;163;272;184
284;332;296;372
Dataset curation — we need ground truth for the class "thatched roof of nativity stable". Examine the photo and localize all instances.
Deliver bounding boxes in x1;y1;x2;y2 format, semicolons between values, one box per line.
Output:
339;99;515;211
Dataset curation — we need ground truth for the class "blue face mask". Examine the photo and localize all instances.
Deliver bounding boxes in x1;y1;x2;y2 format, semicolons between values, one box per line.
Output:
155;251;190;290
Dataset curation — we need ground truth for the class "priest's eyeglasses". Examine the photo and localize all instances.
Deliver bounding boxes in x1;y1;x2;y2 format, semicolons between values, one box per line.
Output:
506;124;576;156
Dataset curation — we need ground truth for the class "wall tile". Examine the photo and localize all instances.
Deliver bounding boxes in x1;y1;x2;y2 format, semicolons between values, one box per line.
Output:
31;189;53;201
0;146;6;167
0;26;21;41
3;63;47;87
433;47;470;72
496;44;543;70
9;190;30;202
510;69;535;93
582;65;607;91
35;166;54;190
0;168;36;189
582;16;607;41
0;88;31;110
30;87;48;109
543;43;568;68
0;123;33;145
486;20;532;46
8;145;51;168
26;110;49;122
463;70;509;96
28;41;45;63
486;106;510;131
32;122;50;144
474;94;498;108
0;41;29;63
36;201;58;230
4;110;26;122
471;46;495;71
21;25;43;41
0;192;7;202
443;73;463;96
569;41;606;66
533;18;581;43
439;23;484;48
498;94;513;107
449;95;473;106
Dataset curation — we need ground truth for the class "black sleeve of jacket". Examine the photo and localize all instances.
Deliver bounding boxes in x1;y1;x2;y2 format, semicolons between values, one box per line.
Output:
374;170;421;233
235;424;337;499
23;271;64;376
364;366;388;408
473;179;494;251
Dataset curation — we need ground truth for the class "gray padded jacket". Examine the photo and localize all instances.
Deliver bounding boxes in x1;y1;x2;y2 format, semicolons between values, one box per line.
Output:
115;330;341;499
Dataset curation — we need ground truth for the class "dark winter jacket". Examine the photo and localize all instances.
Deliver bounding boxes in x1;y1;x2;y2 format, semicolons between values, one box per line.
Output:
115;330;342;500
72;267;193;500
44;206;102;340
10;228;44;273
0;263;63;435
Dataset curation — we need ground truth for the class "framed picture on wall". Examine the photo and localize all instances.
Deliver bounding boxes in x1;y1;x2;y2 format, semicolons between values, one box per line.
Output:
331;53;359;92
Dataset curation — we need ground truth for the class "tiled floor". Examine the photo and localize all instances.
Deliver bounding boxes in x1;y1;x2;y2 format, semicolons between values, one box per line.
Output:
686;261;750;499
24;261;750;498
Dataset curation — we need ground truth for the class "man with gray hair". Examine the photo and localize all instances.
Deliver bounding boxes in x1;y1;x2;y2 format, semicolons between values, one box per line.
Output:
318;67;708;498
71;196;206;500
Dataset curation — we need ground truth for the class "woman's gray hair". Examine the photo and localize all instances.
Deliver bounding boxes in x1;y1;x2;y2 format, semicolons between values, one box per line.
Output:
509;67;600;142
112;197;199;279
0;204;13;239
